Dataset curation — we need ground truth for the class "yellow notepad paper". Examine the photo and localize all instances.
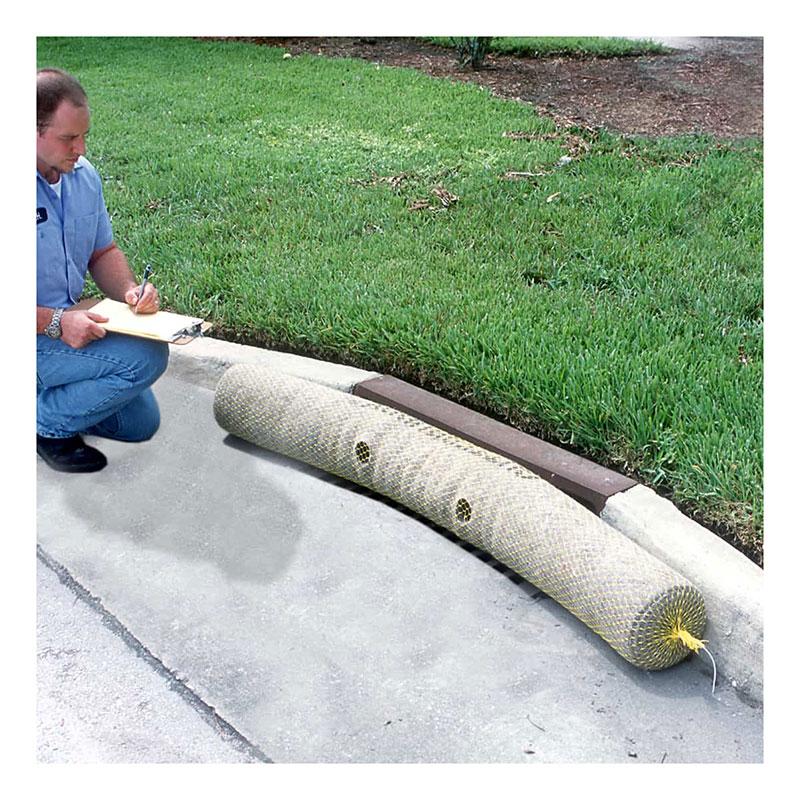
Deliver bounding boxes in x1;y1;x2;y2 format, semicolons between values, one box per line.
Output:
92;298;206;343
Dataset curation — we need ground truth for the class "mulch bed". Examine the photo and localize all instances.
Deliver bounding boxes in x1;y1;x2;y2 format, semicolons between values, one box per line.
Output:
233;36;762;139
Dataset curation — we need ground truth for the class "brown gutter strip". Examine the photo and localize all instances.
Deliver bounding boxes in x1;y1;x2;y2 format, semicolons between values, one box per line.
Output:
353;375;637;514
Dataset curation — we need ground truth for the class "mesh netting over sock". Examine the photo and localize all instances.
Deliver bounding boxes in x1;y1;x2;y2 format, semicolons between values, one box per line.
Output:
214;364;706;670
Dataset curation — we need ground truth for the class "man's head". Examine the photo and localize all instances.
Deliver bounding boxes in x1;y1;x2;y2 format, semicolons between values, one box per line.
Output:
37;68;90;179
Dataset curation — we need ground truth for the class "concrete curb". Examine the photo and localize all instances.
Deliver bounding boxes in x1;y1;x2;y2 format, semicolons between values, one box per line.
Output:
167;336;763;704
166;335;380;392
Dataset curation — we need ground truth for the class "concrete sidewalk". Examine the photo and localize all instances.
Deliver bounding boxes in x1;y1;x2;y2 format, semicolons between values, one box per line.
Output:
36;353;763;763
36;555;265;763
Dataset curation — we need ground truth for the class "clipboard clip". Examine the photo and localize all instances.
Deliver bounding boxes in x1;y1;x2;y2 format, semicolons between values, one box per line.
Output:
171;321;205;341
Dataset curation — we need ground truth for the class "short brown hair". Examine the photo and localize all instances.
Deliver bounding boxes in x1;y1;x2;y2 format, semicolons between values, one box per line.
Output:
37;68;88;133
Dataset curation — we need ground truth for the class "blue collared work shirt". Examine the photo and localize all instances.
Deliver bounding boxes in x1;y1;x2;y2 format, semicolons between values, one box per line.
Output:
36;155;115;308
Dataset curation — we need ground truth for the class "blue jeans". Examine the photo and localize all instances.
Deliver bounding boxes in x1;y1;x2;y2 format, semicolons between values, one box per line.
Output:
37;333;169;441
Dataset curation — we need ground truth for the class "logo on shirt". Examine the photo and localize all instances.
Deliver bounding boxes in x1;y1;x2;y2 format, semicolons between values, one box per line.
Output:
37;207;48;224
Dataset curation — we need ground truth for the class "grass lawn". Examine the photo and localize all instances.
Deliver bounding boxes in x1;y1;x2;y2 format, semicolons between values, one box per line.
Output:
37;37;763;562
423;37;670;58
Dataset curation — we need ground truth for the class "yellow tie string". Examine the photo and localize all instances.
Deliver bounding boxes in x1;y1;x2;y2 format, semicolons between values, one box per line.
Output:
671;626;707;653
666;616;716;694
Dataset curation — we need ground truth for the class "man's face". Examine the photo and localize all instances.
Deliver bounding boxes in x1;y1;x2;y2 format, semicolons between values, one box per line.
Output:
37;100;90;177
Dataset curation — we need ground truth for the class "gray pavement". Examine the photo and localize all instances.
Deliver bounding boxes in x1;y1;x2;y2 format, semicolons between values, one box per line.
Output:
36;557;263;763
36;365;763;763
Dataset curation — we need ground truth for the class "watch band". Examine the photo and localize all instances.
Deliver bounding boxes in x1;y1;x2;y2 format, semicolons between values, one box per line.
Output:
45;307;64;339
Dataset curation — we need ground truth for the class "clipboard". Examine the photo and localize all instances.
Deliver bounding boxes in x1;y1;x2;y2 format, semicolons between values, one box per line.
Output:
73;298;212;345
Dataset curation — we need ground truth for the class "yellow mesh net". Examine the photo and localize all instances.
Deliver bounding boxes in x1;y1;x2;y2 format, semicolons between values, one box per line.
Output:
213;364;706;670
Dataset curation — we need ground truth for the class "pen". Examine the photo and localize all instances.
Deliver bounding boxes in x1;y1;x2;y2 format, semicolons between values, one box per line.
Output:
136;263;153;305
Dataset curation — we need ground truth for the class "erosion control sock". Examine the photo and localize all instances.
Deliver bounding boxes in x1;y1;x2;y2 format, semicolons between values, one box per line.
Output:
214;364;708;672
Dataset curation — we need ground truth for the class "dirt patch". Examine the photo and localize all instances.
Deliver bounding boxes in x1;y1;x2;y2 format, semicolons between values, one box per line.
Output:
240;36;762;139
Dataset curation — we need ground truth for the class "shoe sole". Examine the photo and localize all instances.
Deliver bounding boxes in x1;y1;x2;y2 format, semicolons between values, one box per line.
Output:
36;450;107;473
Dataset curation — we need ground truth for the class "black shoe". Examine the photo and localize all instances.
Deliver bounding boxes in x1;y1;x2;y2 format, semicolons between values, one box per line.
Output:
36;434;108;473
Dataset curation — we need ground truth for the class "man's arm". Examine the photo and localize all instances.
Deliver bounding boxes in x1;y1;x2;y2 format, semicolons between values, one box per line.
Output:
89;243;159;313
36;245;159;349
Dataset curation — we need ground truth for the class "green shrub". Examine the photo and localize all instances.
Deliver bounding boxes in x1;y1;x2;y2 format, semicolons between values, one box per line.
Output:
450;37;493;69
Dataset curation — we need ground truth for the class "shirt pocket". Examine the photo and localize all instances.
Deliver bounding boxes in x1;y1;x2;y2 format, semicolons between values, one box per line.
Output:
66;212;100;271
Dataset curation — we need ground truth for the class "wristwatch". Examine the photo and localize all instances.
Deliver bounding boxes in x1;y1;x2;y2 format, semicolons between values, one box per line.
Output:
44;307;64;339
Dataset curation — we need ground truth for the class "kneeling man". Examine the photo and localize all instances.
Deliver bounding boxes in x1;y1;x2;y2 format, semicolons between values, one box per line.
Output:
36;67;169;472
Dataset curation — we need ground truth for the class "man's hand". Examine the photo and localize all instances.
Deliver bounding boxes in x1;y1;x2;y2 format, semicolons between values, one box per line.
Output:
89;246;160;313
124;282;160;314
60;310;109;349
